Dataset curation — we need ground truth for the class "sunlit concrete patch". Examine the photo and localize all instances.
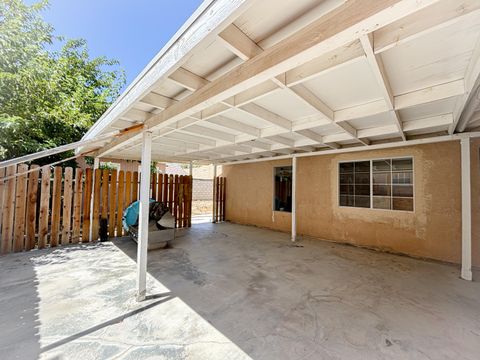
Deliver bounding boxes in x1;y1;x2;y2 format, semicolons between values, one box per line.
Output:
0;241;251;360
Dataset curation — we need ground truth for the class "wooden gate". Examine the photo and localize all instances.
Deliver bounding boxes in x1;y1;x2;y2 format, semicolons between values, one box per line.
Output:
213;176;226;223
0;164;192;254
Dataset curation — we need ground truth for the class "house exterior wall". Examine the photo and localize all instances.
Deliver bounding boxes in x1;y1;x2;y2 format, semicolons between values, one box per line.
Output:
223;140;480;267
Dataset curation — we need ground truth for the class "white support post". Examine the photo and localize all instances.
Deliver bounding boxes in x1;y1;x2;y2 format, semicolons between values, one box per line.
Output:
89;157;100;242
189;161;193;176
291;156;297;242
212;164;217;223
461;138;473;281
137;131;152;301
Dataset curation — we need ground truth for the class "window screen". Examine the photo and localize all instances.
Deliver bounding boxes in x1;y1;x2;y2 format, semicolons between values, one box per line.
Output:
339;158;413;211
339;161;371;208
274;166;292;212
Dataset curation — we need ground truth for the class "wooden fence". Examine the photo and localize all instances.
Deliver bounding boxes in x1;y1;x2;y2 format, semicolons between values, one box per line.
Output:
0;164;192;255
213;176;226;223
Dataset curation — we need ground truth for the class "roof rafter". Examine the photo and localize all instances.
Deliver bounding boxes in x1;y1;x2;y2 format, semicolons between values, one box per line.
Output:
360;33;406;140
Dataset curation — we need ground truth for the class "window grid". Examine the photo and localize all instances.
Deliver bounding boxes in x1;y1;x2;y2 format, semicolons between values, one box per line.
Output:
339;157;414;212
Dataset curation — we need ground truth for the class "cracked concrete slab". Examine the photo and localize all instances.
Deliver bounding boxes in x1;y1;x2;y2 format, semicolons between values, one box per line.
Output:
1;222;480;359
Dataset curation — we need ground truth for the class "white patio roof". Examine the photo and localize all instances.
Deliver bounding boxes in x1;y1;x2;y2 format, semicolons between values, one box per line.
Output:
80;0;480;164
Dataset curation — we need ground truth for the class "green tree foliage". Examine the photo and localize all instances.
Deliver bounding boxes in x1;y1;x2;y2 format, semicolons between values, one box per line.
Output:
0;0;125;166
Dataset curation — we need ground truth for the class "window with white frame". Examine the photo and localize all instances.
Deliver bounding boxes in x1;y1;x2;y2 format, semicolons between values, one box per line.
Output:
339;157;413;211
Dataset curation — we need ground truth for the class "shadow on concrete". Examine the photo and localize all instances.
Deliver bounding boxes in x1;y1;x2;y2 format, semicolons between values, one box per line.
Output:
40;292;173;354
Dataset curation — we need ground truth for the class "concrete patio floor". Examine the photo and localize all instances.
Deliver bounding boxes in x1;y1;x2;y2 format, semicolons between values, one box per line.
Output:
1;222;480;359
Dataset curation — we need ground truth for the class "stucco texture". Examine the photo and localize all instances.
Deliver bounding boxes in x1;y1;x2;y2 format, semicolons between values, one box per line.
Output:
223;141;480;267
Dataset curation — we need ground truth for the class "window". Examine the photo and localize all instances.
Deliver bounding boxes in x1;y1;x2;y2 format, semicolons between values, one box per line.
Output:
274;166;292;212
339;158;413;211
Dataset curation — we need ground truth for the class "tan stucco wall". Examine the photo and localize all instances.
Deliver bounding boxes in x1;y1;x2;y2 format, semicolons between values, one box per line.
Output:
223;140;480;266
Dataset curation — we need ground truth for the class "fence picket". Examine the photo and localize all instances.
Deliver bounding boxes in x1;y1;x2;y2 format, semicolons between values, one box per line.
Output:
82;168;93;242
50;166;62;247
168;174;174;213
163;174;168;205
101;169;109;224
0;168;5;238
92;168;101;241
125;171;132;207
222;178;226;221
151;173;157;199
1;165;16;253
13;164;28;252
116;171;125;237
108;170;117;237
132;171;138;202
157;173;163;202
38;166;50;249
72;168;83;243
61;167;73;244
25;165;40;250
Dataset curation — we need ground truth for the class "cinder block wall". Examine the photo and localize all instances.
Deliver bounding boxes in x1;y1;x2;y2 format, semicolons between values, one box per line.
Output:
223;140;480;267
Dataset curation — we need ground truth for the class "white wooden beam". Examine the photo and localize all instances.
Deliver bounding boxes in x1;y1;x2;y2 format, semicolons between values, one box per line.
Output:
360;33;405;140
334;79;465;123
374;0;480;54
181;125;236;142
452;33;480;133
461;137;472;281
285;41;364;86
140;93;176;109
137;131;152;301
218;24;263;60
169;67;209;91
239;103;292;130
208;115;261;137
164;132;216;147
295;129;340;149
265;135;295;147
290;85;334;120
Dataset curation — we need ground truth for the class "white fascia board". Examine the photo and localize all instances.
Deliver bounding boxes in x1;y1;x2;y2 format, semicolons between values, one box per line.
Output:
81;0;255;142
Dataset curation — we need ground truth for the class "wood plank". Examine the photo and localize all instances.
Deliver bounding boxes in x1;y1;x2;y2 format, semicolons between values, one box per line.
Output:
178;176;184;228
13;164;28;252
50;166;62;247
125;171;132;207
38;166;50;249
132;171;139;202
168;174;174;212
157;173;163;202
108;169;117;237
174;175;179;226
82;168;93;242
183;176;189;227
61;167;73;244
219;177;224;222
101;169;109;221
0;167;5;239
72;168;83;244
216;177;220;222
222;177;226;221
163;174;168;205
25;165;40;250
92;168;101;241
188;176;193;227
2;165;16;253
116;170;125;237
151;172;157;199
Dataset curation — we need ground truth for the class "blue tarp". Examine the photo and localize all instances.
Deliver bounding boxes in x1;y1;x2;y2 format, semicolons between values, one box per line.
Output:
122;199;155;231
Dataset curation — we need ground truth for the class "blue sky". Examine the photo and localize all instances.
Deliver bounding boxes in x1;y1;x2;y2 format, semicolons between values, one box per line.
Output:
39;0;203;88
